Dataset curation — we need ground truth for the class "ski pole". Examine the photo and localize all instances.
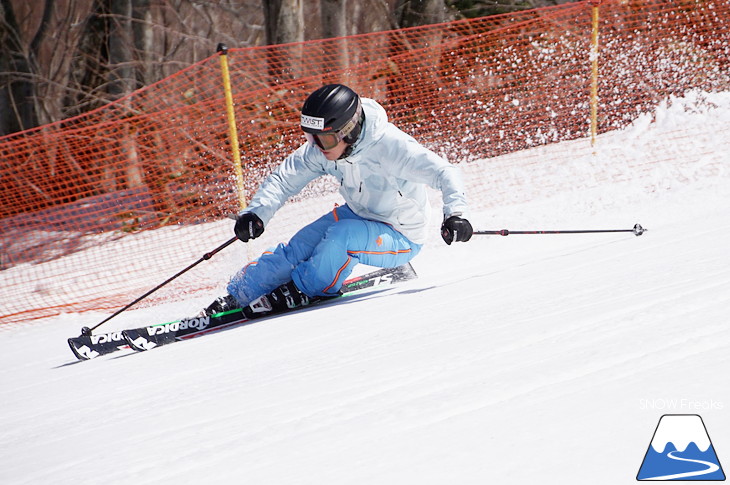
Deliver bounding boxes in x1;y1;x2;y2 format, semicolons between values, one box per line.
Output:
79;236;238;336
474;223;646;236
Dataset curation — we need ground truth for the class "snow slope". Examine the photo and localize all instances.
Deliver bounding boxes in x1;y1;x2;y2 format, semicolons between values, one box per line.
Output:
1;91;730;484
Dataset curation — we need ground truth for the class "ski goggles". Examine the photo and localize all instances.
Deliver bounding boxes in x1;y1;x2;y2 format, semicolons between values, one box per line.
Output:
304;131;343;151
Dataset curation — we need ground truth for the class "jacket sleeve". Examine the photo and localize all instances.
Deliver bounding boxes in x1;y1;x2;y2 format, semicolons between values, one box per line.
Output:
241;145;326;225
386;130;469;219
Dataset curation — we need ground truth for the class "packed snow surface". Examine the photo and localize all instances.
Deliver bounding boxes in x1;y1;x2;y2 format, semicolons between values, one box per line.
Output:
1;91;729;484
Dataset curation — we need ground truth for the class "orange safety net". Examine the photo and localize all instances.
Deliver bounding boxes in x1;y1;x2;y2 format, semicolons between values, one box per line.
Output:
1;0;729;324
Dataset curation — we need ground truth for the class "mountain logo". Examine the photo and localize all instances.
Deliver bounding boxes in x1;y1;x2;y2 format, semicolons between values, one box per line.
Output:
637;414;725;481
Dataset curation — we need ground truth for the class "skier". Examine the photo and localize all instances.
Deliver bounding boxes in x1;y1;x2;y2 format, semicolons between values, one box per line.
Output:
206;83;472;317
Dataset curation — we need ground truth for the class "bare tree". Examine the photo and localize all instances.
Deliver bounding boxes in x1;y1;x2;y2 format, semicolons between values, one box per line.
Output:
395;0;449;27
1;0;265;137
446;0;558;19
264;0;304;45
0;0;44;135
2;0;560;137
319;0;348;73
321;0;347;38
132;0;154;87
263;0;304;83
108;0;136;100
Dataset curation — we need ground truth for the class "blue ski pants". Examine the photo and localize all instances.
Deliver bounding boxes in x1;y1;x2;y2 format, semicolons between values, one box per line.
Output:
227;204;421;305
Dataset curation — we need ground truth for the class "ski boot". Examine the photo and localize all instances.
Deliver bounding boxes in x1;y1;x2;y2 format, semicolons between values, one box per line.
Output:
201;294;240;317
243;281;313;319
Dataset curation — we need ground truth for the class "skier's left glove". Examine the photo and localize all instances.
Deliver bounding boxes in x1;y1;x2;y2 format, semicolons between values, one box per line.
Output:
441;215;473;245
234;212;265;242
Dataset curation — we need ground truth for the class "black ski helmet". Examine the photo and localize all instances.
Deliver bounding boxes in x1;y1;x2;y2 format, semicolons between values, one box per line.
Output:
300;84;364;148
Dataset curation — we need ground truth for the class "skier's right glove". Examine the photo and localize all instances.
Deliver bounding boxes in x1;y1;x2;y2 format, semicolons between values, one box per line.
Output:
441;215;473;245
234;212;265;242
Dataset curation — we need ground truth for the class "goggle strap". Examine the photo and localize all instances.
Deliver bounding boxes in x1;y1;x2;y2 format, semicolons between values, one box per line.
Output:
338;99;362;140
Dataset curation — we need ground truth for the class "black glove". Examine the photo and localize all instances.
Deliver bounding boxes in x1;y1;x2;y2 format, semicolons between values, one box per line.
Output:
234;212;265;242
441;215;473;245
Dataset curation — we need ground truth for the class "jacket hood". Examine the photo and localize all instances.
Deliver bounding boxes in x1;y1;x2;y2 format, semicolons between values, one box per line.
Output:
348;98;388;158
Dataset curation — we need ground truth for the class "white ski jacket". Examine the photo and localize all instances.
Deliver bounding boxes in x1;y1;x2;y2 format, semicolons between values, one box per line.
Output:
243;98;468;244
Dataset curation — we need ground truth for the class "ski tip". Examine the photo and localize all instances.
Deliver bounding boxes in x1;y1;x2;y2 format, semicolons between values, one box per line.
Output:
67;338;87;361
404;262;418;278
122;330;156;352
67;337;98;361
390;262;418;282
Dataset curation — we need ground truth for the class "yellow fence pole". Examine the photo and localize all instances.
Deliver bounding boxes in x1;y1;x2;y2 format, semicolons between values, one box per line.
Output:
589;1;601;148
217;43;247;211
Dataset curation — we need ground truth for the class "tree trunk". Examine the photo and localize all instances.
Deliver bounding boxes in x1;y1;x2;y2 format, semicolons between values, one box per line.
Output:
108;0;135;100
321;0;348;38
264;0;304;45
0;0;39;136
263;0;304;84
395;0;448;28
321;0;349;73
107;0;142;188
133;0;153;88
386;0;450;120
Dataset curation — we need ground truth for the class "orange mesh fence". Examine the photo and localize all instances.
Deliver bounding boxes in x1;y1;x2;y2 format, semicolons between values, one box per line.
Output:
1;0;729;324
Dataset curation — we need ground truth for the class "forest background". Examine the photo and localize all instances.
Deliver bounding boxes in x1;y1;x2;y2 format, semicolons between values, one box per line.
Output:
0;0;571;137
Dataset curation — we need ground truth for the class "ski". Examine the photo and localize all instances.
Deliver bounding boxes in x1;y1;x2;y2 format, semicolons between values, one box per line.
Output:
67;330;130;361
68;263;417;360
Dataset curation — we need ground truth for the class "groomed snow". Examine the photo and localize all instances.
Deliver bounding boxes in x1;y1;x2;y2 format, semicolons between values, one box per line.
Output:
1;91;729;484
